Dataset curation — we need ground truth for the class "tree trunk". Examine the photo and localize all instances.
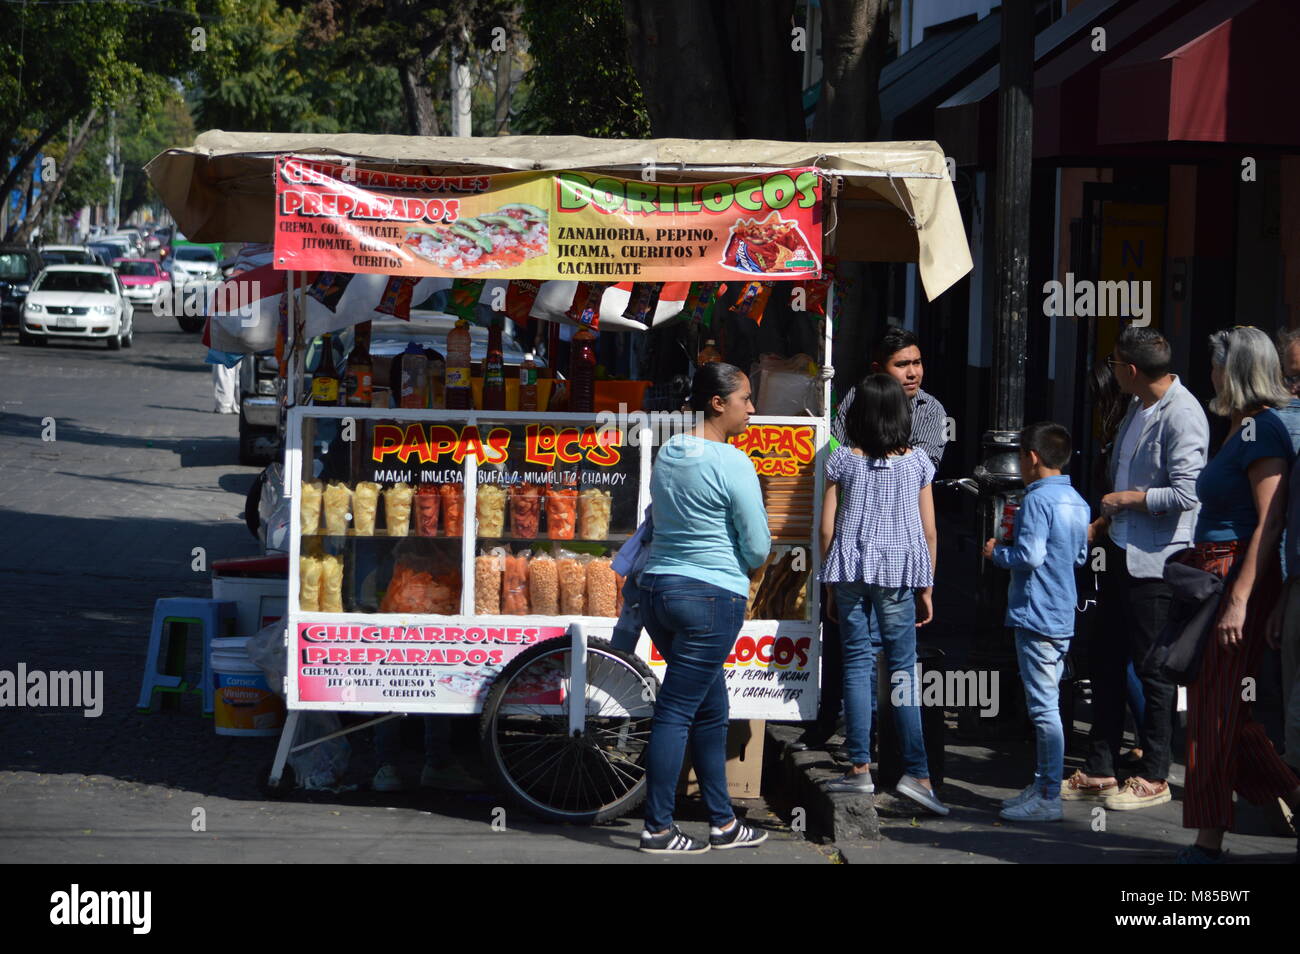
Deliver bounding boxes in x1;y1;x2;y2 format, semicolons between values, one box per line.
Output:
723;0;807;140
812;0;889;141
400;62;441;136
16;109;100;244
492;43;514;135
623;0;737;138
0;106;78;215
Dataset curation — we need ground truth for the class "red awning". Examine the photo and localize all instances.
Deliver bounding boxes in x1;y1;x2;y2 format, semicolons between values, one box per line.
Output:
1097;0;1300;145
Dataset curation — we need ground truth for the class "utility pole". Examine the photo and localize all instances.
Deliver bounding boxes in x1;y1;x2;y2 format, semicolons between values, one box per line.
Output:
960;0;1035;738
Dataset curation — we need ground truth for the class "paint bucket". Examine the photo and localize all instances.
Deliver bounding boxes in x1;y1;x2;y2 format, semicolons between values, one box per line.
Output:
211;637;284;737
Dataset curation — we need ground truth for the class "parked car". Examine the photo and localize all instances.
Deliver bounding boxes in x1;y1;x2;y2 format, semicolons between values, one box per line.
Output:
89;240;131;266
108;229;145;257
143;231;162;252
165;244;221;284
0;245;46;333
112;257;171;310
40;244;100;267
20;265;134;349
238;351;280;465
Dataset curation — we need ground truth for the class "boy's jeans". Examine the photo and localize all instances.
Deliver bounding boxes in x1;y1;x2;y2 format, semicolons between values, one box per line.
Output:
1014;628;1071;800
833;582;929;779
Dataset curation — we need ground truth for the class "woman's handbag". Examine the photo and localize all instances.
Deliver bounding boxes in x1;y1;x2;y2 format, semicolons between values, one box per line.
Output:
1144;549;1232;685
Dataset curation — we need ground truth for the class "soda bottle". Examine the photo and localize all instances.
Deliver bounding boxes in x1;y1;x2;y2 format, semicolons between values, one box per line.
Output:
445;318;473;410
697;339;721;364
518;352;539;412
483;317;506;411
569;327;597;413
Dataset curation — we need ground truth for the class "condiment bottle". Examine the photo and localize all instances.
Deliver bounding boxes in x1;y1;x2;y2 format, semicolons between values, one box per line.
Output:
424;347;445;409
483;317;506;411
398;342;428;409
569;327;597;414
312;333;340;405
344;320;373;406
519;352;539;412
697;339;721;364
445;318;473;410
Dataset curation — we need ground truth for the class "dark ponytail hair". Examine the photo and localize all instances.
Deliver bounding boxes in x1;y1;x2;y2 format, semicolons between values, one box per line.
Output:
690;362;747;416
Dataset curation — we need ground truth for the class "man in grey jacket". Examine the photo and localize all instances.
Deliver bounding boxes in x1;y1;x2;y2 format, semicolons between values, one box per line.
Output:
1063;327;1210;810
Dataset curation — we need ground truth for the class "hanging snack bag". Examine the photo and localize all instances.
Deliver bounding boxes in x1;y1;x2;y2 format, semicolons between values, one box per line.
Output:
585;557;617;618
502;550;531;615
376;275;422;320
729;280;775;325
447;278;486;321
565;282;604;331
505;279;542;328
474;548;504;615
414;485;441;537
306;271;355;312
622;282;661;325
528;551;558;616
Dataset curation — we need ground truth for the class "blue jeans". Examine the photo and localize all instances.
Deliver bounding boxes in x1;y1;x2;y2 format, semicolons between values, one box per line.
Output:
1014;628;1071;800
834;582;929;779
639;574;747;831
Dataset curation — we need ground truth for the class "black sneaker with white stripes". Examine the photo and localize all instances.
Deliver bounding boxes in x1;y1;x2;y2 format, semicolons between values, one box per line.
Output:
639;825;710;854
710;819;768;850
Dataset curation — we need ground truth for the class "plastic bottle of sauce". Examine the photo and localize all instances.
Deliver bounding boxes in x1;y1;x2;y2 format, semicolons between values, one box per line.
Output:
445;318;473;410
519;352;539;412
569;327;597;414
398;342;429;409
483;317;506;411
697;339;722;364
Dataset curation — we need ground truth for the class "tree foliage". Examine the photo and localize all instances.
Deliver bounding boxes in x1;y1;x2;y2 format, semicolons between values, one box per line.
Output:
516;0;649;138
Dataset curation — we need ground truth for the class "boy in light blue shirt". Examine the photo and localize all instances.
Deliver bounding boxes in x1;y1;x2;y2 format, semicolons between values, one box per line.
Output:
983;422;1090;822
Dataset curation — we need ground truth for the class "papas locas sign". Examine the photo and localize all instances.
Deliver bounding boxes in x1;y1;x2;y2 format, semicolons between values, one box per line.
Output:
373;422;624;468
273;156;821;281
731;424;816;477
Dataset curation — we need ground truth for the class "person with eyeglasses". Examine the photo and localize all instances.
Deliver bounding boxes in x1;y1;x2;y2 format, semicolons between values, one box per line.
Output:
1064;327;1209;812
1177;326;1300;863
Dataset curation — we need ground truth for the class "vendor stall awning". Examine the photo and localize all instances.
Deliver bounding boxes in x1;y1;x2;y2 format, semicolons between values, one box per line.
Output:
1097;0;1300;146
146;132;972;301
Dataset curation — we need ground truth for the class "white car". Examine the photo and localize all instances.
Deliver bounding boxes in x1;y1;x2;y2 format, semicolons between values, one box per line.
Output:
166;245;221;284
20;265;134;349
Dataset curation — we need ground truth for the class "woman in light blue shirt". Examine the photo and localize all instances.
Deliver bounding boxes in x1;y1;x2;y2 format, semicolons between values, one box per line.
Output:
637;363;771;854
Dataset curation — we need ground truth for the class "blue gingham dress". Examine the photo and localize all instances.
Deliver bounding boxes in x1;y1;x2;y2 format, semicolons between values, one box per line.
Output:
819;447;934;587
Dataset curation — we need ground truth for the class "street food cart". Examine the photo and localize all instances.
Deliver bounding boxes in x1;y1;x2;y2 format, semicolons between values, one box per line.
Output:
146;132;971;822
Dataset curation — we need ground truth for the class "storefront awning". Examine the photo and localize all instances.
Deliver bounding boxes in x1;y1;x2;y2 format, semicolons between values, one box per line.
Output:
146;132;972;300
1097;0;1300;146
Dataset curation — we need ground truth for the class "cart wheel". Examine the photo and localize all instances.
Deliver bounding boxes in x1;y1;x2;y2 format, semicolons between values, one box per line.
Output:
478;637;658;825
259;760;295;800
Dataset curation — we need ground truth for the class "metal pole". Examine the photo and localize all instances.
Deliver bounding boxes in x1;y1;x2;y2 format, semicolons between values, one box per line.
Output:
961;0;1034;738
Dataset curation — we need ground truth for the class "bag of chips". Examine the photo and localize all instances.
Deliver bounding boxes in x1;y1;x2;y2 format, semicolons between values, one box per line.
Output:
505;279;542;328
566;282;604;330
447;278;485;321
376;276;422;320
306;271;355;312
730;281;775;325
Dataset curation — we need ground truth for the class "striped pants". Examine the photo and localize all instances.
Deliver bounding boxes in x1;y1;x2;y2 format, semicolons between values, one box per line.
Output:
1182;541;1299;830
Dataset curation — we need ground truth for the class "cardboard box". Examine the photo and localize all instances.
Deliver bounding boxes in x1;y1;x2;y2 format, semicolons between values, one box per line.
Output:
680;720;766;798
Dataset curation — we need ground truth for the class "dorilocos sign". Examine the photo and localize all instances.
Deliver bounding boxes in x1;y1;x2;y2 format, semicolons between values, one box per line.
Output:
273;156;823;281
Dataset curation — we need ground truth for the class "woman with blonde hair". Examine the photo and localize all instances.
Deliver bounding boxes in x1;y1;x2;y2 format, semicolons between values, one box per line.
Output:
1178;325;1300;863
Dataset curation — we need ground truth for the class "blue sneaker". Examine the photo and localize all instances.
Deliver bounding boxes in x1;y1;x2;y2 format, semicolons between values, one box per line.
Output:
1000;783;1037;810
999;793;1063;822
